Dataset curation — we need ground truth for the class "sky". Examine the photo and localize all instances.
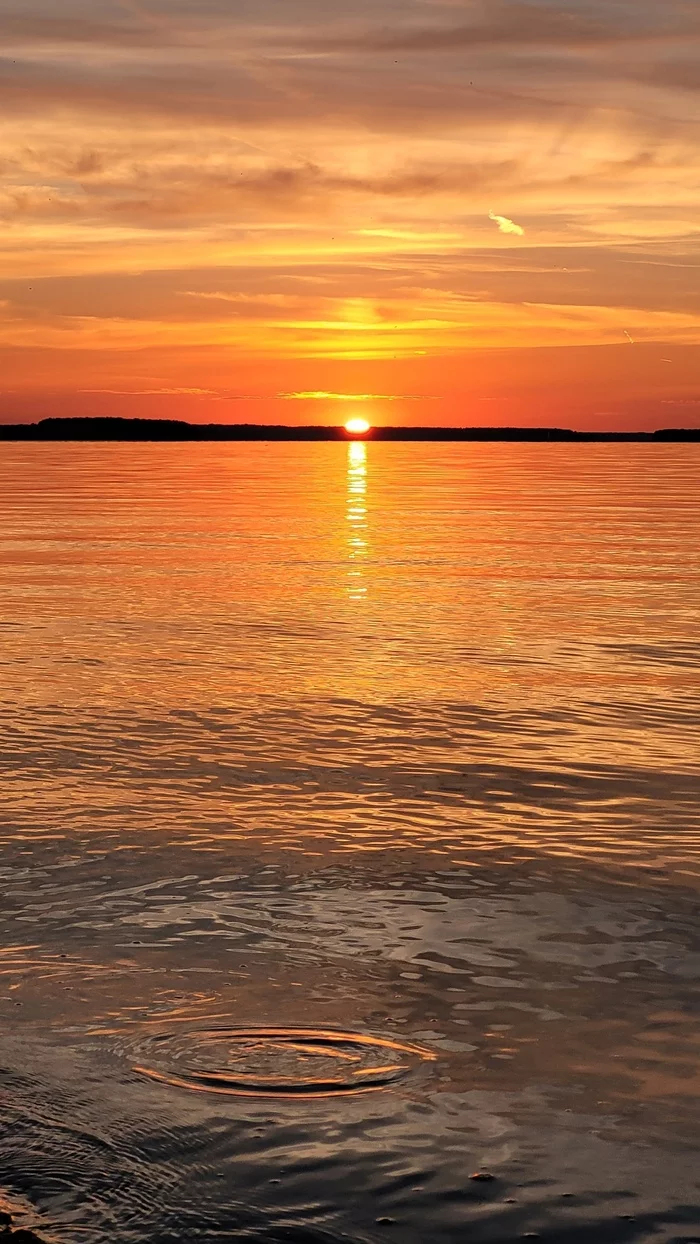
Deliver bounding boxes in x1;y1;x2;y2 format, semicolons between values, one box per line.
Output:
1;0;699;429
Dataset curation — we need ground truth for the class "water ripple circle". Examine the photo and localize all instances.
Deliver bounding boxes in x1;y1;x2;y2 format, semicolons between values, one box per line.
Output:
133;1026;436;1098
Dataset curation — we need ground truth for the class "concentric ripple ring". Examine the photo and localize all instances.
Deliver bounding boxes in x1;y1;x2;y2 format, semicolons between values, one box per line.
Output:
133;1026;436;1098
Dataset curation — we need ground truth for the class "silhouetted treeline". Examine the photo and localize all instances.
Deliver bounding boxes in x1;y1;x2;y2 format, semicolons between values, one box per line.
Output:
0;417;698;442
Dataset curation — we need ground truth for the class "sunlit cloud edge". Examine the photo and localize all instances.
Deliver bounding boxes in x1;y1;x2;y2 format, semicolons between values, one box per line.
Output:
279;391;433;401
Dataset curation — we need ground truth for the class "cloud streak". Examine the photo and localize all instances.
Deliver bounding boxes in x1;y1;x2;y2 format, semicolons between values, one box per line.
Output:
489;211;525;236
301;4;679;54
279;391;429;401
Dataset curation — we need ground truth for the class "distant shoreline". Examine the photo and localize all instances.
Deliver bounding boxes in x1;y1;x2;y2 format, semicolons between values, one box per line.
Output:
0;417;698;442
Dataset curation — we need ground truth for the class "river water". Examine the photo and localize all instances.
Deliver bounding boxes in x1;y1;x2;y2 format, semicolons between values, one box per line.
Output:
0;441;699;1243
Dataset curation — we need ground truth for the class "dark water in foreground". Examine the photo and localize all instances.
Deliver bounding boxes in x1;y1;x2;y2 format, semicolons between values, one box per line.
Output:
1;442;699;1243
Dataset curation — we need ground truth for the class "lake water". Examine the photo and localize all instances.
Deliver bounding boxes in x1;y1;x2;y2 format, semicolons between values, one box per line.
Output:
1;442;699;1244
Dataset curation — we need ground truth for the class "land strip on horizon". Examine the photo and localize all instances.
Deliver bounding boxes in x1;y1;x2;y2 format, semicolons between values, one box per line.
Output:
0;419;698;442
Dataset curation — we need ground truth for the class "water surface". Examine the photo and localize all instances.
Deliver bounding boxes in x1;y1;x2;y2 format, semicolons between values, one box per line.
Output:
1;442;699;1243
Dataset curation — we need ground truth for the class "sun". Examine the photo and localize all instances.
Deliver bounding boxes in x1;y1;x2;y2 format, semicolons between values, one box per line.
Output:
345;417;371;436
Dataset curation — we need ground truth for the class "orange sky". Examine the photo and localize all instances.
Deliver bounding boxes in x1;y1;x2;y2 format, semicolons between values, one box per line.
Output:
1;0;699;429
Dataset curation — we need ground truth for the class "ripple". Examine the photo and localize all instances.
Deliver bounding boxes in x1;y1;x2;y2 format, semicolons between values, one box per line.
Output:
132;1026;436;1098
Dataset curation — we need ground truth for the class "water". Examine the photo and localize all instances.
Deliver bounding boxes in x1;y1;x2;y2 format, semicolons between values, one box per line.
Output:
0;442;699;1243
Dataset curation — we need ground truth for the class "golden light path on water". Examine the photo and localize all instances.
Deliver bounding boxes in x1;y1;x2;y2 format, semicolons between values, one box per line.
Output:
346;441;368;602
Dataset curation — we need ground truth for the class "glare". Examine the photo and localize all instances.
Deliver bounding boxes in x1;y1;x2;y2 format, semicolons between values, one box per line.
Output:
345;417;371;435
346;441;368;600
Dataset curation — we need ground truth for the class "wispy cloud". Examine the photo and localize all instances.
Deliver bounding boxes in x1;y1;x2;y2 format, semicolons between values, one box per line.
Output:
298;4;680;54
488;211;525;236
80;386;220;396
279;391;428;401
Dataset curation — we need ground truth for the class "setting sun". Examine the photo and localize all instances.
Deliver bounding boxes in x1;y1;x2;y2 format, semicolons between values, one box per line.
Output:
345;418;371;436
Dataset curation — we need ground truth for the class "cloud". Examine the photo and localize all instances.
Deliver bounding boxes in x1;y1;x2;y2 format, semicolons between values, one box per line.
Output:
632;57;700;94
0;15;162;46
279;390;428;401
298;3;684;54
0;153;530;231
80;386;220;395
183;291;305;308
488;211;525;236
2;33;697;149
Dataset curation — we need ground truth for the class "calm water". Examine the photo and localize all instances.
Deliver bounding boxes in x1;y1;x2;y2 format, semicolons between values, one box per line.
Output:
1;442;699;1244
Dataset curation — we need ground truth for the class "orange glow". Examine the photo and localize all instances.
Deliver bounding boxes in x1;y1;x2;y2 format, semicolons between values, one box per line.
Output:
1;1;700;430
345;418;371;435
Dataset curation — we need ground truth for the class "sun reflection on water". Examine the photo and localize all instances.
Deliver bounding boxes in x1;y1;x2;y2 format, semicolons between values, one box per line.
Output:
346;441;368;600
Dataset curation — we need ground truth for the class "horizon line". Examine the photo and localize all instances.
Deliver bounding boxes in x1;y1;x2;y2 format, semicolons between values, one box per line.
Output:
0;417;698;442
